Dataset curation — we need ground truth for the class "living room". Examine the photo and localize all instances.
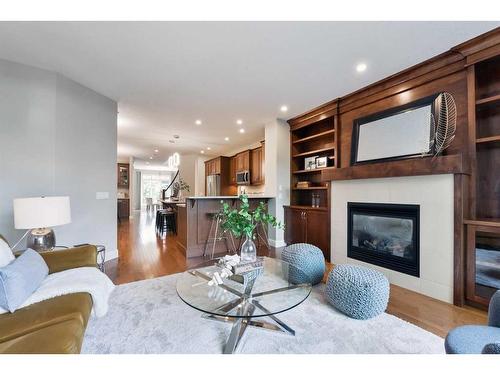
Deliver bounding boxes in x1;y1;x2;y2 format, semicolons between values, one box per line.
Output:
0;1;499;372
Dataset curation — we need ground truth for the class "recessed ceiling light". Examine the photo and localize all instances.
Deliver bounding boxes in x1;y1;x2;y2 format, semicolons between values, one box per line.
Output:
236;119;243;125
195;120;202;125
200;150;205;154
154;149;159;153
207;147;211;150
239;128;245;134
149;156;153;160
224;137;229;141
173;134;180;139
280;105;288;112
356;63;367;73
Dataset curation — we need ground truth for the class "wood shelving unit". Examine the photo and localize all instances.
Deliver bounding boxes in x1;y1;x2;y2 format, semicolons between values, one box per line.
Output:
465;54;500;308
283;102;339;262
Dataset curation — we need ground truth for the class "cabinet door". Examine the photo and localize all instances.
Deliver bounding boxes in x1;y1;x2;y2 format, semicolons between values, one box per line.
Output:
229;157;236;185
251;148;262;185
284;207;306;245
243;150;250;171
305;210;330;261
213;158;221;174
117;163;129;187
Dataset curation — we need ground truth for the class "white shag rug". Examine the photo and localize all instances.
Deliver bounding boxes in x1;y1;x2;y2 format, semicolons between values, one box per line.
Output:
82;273;445;354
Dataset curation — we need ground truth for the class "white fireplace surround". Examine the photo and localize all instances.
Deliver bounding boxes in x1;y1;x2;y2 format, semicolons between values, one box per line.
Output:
331;174;454;303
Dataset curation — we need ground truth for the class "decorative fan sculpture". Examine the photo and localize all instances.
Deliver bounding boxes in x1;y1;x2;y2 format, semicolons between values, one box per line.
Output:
429;92;457;158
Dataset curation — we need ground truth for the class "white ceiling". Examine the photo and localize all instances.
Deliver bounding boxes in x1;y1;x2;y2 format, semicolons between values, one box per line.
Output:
0;22;497;167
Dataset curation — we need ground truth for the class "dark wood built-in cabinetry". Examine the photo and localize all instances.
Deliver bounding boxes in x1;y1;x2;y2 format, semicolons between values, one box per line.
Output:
117;163;130;188
284;102;338;261
284;206;330;261
283;28;500;308
117;198;129;219
463;51;500;307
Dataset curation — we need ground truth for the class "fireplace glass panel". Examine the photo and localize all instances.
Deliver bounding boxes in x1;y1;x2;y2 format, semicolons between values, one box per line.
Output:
475;231;500;292
348;202;420;277
352;214;415;261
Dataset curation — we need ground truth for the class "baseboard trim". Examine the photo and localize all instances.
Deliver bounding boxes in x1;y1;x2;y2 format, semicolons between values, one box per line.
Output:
268;239;286;248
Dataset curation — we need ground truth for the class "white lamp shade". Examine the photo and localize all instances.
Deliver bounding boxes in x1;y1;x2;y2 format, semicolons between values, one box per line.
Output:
14;196;71;229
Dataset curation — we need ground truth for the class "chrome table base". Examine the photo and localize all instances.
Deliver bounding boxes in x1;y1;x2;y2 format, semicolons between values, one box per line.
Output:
202;300;295;354
189;270;303;354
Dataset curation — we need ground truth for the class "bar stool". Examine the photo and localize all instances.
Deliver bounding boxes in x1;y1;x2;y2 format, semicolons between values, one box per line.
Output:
155;209;167;232
203;212;236;259
158;210;176;236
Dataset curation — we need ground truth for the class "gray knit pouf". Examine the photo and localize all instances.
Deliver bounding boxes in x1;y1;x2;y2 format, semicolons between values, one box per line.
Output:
326;264;389;320
281;243;325;285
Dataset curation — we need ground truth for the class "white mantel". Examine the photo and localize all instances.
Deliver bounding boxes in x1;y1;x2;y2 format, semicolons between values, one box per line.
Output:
331;174;455;303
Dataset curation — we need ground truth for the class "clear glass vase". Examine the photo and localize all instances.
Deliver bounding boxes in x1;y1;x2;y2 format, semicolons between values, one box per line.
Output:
240;234;257;263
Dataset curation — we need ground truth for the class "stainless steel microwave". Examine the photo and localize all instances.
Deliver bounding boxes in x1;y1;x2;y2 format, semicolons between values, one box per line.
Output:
236;170;250;185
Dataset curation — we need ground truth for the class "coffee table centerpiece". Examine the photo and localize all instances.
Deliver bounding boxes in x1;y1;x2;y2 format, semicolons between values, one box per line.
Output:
176;257;312;354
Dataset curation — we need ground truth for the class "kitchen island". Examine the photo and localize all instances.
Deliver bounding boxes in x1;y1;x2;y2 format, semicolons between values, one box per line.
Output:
176;195;273;258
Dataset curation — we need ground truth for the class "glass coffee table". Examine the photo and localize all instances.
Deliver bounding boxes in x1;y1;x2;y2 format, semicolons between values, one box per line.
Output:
176;257;312;354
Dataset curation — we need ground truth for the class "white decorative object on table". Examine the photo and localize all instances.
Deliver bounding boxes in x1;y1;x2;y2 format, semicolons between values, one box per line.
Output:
207;255;240;286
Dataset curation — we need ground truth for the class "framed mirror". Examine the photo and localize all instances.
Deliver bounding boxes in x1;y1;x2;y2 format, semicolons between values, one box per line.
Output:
351;94;440;165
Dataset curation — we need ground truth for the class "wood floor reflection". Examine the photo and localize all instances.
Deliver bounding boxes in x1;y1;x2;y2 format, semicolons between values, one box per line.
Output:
107;209;487;338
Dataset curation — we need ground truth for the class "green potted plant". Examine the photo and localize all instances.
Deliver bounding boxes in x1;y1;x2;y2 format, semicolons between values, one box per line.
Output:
220;194;284;263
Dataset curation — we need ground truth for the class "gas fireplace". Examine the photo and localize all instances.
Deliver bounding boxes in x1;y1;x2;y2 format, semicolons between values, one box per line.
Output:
347;202;420;277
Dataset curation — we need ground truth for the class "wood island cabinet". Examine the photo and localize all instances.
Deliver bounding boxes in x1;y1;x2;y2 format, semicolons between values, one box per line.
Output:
284;206;330;261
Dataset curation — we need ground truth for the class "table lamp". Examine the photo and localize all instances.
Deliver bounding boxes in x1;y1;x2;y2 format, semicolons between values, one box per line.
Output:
13;196;71;252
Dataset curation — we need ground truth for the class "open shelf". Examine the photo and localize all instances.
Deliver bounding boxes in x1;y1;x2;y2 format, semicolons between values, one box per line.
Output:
292;147;335;158
464;218;500;228
292;129;335;144
476;93;500;107
293;166;336;174
286;205;329;211
292;186;329;190
476;135;500;144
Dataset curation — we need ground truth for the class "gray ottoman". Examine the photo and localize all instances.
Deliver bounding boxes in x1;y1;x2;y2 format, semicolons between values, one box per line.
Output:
281;243;325;285
325;264;389;320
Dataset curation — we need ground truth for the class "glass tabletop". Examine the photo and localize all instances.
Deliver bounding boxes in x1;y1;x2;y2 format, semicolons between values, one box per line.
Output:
176;257;312;318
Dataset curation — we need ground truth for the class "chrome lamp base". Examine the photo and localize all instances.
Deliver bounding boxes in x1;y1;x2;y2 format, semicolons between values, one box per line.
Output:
26;228;56;252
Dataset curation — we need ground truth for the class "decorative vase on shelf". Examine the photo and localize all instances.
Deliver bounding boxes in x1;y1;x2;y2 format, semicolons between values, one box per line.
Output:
240;234;257;263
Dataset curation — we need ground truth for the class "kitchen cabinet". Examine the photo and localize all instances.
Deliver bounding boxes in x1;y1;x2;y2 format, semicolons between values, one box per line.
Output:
229;156;237;185
205;157;221;176
118;199;130;218
117;163;130;188
284;206;330;261
235;150;250;172
250;145;265;185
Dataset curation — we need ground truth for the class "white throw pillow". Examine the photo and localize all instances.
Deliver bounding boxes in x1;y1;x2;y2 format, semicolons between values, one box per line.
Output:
0;238;15;267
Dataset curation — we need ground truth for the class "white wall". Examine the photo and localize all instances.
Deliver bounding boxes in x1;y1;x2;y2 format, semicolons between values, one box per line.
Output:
264;119;290;247
0;59;118;259
331;174;455;303
179;154;202;196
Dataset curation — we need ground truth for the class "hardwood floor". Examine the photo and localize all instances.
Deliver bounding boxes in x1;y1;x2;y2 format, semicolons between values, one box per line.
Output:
107;209;487;338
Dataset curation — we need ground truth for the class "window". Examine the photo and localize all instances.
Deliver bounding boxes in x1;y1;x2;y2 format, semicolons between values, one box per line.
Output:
141;172;171;206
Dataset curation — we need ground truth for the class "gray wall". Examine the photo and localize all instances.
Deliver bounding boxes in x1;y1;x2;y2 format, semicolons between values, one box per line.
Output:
0;59;118;258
